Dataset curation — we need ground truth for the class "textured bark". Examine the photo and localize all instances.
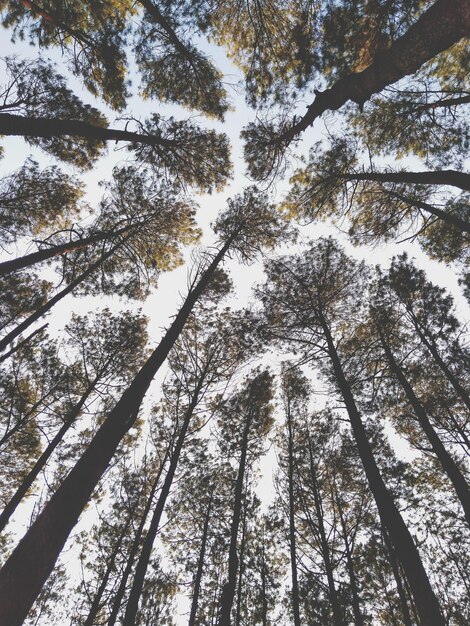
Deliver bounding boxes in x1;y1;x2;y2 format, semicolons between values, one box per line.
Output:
318;312;445;626
281;0;470;143
286;395;302;626
123;380;205;625
0;113;177;149
380;334;470;526
343;169;470;192
0;239;232;626
188;491;214;626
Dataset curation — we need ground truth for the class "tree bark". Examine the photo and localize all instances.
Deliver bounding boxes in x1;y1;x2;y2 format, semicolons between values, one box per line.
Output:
404;305;470;415
0;223;133;277
334;488;364;626
385;189;470;234
306;434;344;626
382;526;414;626
281;0;470;143
0;238;232;626
188;491;214;626
0;242;120;354
379;333;470;526
0;113;177;149
286;395;302;626
122;379;205;625
0;379;96;534
106;452;169;626
342;169;470;192
318;312;445;626
217;406;254;626
0;323;47;365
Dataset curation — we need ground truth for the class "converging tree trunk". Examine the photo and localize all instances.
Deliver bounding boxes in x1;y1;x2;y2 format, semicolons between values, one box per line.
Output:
281;0;470;143
122;379;205;625
0;238;232;626
379;332;470;526
188;490;214;626
318;312;445;626
218;407;254;626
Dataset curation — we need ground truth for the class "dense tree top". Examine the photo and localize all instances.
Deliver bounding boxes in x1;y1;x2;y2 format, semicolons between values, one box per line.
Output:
0;1;469;625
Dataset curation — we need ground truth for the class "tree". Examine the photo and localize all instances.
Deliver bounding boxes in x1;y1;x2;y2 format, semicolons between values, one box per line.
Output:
0;188;291;626
242;0;470;180
259;237;445;625
216;368;275;626
0;57;231;189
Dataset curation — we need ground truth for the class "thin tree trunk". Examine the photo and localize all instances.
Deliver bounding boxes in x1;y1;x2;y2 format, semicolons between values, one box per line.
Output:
0;323;48;365
83;517;133;626
218;407;254;626
0;379;96;534
188;490;214;626
286;395;302;626
382;526;414;626
306;434;344;626
343;169;470;192
334;488;364;626
281;0;470;143
380;333;470;525
106;451;169;626
318;313;445;625
386;189;470;233
0;222;133;277
234;498;247;626
0;242;120;354
0;113;178;149
0;239;232;626
260;540;268;626
405;306;470;414
122;379;205;625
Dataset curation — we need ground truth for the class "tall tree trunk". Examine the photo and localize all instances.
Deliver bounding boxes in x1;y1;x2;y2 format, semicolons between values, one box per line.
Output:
280;0;470;143
385;189;470;233
83;516;134;626
379;332;470;525
0;323;48;365
382;526;414;626
342;169;470;192
306;434;344;626
0;379;97;534
286;395;302;626
0;239;232;626
334;487;364;626
0;241;121;354
106;451;169;626
0;113;178;149
0;222;133;277
318;313;445;625
122;379;205;625
234;498;247;626
260;540;268;626
217;407;254;626
404;306;470;414
188;490;214;626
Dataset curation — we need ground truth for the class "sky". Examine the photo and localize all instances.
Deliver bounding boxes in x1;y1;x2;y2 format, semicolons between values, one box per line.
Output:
1;21;469;625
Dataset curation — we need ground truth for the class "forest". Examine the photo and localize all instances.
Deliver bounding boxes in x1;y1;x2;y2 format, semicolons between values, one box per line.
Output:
0;0;469;624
